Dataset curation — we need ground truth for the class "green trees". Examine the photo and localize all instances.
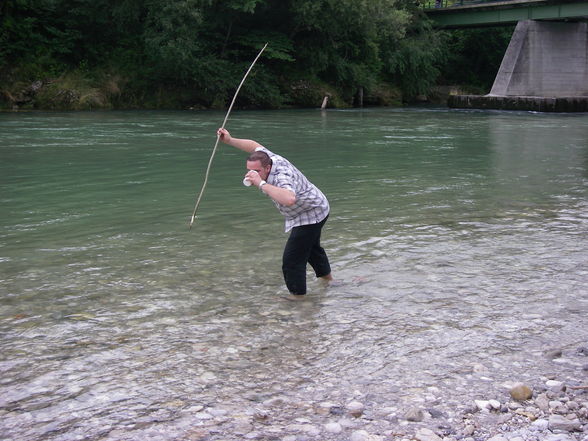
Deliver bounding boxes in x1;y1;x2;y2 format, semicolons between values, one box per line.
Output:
0;0;477;109
440;27;514;92
285;0;410;100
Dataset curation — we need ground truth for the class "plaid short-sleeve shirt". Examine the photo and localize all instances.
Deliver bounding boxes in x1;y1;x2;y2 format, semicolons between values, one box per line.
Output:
256;146;329;232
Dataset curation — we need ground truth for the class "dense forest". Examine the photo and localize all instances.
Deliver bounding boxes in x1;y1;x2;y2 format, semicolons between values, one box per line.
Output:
0;0;514;110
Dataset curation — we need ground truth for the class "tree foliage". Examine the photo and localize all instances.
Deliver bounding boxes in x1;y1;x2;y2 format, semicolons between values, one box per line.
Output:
440;27;514;90
0;0;499;109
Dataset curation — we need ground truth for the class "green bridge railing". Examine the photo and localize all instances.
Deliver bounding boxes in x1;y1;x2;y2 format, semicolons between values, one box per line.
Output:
422;0;516;9
423;0;588;27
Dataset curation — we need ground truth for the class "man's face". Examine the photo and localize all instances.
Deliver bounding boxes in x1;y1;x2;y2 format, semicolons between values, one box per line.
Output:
246;160;271;180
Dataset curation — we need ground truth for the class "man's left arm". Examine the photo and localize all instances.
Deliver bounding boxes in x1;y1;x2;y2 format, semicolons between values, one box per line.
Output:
261;183;296;206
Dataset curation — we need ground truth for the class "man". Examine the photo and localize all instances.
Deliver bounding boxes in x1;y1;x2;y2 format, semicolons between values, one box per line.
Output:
217;127;333;295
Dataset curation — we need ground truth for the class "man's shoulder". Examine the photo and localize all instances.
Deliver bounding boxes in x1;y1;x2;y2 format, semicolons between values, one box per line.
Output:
256;145;278;158
255;146;271;154
257;146;289;166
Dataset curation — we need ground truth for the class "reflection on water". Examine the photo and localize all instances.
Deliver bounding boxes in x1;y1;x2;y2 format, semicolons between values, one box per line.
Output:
0;109;587;440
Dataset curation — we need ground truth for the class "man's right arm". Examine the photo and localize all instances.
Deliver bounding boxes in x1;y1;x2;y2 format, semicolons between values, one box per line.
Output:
217;128;261;153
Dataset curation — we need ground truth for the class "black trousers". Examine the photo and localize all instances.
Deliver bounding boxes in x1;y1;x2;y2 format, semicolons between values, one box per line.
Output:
282;216;331;295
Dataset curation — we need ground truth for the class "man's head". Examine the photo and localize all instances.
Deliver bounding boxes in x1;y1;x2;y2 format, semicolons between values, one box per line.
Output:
246;151;272;180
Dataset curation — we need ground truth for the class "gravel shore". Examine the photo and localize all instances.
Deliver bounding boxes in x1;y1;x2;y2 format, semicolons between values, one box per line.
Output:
101;345;588;441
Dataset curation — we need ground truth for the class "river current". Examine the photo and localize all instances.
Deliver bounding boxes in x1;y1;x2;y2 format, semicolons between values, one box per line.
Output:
1;108;587;440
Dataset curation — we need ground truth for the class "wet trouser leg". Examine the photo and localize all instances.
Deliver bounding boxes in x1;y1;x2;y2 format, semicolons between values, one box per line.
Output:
282;216;331;295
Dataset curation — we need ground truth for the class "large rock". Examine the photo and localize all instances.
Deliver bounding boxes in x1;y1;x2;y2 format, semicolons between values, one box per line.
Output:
350;430;370;441
415;428;443;441
510;383;533;401
548;414;582;432
346;401;365;417
546;380;566;393
404;407;424;422
324;422;342;433
535;393;550;411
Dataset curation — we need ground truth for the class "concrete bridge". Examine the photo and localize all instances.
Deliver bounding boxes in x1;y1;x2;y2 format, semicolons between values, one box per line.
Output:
424;0;588;111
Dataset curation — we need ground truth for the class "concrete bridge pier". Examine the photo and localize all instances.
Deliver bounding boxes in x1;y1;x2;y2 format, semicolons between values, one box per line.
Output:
449;20;588;112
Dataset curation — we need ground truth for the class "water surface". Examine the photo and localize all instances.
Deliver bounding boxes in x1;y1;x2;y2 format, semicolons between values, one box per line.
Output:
1;108;587;440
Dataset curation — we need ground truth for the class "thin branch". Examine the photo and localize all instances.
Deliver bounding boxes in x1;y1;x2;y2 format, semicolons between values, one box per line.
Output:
189;43;268;229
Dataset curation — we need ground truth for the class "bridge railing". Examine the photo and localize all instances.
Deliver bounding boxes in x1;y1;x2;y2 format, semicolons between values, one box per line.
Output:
422;0;513;9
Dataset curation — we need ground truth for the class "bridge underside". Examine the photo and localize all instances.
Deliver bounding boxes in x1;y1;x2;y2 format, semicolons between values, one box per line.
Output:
445;16;588;111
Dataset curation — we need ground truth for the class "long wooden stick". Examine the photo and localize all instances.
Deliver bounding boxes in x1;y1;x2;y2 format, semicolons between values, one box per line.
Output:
189;43;268;229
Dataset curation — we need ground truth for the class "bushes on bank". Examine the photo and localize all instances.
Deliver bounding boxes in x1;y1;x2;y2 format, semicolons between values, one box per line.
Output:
0;0;510;110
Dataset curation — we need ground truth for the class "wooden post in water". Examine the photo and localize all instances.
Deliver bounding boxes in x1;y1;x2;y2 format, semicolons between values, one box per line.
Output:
321;96;329;109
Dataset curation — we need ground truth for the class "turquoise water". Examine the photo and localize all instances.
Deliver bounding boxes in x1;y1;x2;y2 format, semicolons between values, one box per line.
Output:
1;108;587;440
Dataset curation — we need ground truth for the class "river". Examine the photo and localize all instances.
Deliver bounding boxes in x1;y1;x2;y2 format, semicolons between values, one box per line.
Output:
1;108;587;440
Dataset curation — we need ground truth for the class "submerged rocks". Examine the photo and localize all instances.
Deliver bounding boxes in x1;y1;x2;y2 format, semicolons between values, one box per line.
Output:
91;346;587;441
195;375;584;440
86;371;587;441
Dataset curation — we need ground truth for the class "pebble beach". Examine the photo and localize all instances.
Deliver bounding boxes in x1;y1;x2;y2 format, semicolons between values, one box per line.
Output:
95;343;588;441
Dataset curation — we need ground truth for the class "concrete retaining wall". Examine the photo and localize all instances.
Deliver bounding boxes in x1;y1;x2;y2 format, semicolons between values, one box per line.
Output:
448;95;588;112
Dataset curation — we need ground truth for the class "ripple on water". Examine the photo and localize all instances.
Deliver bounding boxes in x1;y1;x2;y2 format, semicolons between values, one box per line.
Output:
1;109;587;440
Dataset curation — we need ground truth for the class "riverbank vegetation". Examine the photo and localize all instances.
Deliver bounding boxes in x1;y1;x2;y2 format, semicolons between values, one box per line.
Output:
0;0;513;110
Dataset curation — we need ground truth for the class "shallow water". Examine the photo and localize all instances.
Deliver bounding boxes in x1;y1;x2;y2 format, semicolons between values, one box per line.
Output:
1;108;587;440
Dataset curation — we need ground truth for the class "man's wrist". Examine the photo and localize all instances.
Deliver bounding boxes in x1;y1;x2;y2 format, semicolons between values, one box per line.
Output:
259;180;267;191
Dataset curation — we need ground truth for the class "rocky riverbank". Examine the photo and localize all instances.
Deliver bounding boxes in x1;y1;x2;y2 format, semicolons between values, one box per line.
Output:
102;345;588;441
